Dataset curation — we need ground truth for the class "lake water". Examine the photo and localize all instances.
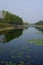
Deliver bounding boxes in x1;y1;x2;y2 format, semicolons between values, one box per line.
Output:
0;27;43;65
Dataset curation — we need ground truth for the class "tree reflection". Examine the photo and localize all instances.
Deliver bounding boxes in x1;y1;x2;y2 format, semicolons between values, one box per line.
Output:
0;29;23;43
35;27;43;33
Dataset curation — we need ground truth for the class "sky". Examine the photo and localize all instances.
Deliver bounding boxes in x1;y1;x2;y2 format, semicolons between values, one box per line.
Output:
0;0;43;23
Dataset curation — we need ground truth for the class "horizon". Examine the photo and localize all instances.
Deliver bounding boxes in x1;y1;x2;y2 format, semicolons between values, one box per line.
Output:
0;0;43;23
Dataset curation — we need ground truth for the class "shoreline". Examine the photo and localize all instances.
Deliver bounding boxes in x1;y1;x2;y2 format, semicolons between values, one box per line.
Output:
35;25;43;28
0;27;15;32
0;25;43;32
0;26;25;32
0;24;29;32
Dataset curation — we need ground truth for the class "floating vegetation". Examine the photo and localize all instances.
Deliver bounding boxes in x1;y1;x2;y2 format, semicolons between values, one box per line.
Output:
0;60;24;65
27;38;43;45
20;61;24;65
11;56;16;59
22;46;29;50
0;60;17;65
17;55;22;58
5;62;8;65
8;62;12;65
14;63;16;65
17;51;23;56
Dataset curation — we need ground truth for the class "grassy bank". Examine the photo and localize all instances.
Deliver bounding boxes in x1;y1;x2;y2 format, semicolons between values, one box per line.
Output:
0;23;29;32
0;27;15;31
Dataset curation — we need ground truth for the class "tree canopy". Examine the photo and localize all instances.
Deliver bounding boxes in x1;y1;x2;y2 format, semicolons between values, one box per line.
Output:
1;10;23;25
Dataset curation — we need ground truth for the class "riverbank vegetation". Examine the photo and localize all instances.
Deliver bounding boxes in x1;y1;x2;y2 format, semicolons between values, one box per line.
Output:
0;10;23;31
35;20;43;28
0;10;23;25
0;10;43;31
0;10;29;31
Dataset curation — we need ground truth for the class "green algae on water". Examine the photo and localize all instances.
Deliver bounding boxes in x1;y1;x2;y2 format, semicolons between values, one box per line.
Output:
27;38;43;45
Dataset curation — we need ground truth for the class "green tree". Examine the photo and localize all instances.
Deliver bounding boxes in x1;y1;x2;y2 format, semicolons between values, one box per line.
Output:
2;10;23;25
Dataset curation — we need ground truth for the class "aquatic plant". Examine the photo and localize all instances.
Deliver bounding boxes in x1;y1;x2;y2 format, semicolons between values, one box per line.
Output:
20;61;24;65
5;62;8;65
14;63;16;65
17;51;23;56
22;46;29;50
11;56;16;59
8;62;12;65
0;61;17;65
17;55;22;58
27;38;43;45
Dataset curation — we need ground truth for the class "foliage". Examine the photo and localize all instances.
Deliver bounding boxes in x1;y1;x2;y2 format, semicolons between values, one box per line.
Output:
35;20;43;29
35;20;43;25
0;10;23;25
23;22;29;25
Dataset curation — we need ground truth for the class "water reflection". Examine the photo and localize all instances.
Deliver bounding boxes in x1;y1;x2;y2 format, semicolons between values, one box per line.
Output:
35;27;43;33
0;29;23;43
0;27;43;65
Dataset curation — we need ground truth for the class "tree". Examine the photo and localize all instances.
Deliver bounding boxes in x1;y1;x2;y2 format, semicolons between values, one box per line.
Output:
2;10;23;25
35;20;43;25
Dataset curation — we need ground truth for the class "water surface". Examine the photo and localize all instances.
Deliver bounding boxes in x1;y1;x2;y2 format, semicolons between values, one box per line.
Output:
0;27;43;65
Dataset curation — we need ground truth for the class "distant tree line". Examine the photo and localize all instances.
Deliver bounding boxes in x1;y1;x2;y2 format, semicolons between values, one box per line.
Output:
0;10;23;25
23;22;29;25
35;20;43;25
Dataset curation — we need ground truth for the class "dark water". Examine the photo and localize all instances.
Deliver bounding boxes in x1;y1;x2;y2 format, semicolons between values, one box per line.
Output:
0;27;43;65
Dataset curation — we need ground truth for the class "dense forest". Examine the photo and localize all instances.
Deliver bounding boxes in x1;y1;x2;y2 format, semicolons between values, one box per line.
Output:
0;10;23;25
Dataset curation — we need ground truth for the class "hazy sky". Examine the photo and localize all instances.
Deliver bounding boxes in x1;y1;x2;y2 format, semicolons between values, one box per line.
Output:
0;0;43;23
